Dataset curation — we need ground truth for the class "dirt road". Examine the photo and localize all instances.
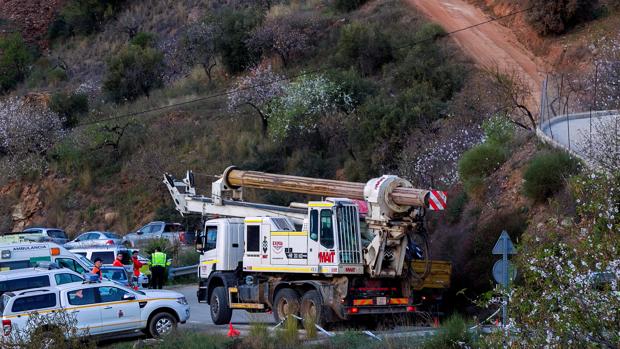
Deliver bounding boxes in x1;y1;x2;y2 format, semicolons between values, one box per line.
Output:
406;0;544;109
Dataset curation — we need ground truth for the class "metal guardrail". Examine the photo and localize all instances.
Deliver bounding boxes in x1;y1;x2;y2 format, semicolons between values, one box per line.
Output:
167;264;198;280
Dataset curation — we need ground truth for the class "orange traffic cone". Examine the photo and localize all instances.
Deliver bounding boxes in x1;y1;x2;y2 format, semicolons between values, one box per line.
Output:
433;317;439;328
228;323;240;337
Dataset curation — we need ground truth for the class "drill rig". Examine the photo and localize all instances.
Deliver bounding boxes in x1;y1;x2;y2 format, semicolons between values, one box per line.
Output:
164;166;447;325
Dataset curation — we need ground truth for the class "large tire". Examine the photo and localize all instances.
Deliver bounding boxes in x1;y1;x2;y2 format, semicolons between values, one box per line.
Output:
148;312;177;338
273;288;300;323
300;290;326;327
210;286;233;325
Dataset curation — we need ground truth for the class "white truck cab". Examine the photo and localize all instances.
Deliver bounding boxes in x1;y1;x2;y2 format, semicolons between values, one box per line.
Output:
0;243;90;275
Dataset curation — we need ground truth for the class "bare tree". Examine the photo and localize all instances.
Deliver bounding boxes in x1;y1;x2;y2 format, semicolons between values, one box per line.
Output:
182;21;219;82
116;11;146;39
227;64;287;133
485;66;537;130
247;12;322;67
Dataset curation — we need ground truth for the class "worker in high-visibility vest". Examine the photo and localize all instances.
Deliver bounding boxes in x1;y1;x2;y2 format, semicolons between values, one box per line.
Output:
149;247;171;289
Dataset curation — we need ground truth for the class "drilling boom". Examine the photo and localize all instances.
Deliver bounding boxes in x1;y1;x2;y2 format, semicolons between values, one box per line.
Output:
223;167;430;208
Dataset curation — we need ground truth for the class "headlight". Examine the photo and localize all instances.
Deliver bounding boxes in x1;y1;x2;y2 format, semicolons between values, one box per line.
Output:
177;297;188;305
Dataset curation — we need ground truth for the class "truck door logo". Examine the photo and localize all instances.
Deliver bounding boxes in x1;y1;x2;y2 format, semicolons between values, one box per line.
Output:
272;241;284;253
318;251;335;263
262;237;268;253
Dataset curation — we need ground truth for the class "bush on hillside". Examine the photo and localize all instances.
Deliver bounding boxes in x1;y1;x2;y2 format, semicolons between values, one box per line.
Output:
523;150;580;202
333;0;368;12
526;0;599;35
0;33;33;92
458;143;507;183
130;31;156;48
208;7;263;74
334;22;393;76
103;44;164;103
482;114;515;146
50;92;89;128
49;0;126;38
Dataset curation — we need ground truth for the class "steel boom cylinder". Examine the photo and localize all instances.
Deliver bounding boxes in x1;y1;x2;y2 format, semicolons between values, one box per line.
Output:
223;168;429;208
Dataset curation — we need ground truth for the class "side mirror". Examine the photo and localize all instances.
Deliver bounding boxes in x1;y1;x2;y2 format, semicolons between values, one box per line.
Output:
122;293;136;300
136;231;143;235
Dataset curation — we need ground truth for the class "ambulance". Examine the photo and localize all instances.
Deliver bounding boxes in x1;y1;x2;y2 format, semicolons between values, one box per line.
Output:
0;243;90;274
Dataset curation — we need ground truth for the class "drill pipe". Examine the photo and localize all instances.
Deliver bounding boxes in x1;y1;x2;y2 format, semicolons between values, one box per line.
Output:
224;168;429;208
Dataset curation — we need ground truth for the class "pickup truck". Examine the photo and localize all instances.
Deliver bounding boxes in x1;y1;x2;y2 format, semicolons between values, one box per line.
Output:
0;280;189;344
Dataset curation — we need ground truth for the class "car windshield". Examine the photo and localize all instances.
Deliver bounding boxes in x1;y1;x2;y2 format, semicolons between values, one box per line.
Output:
77;255;94;268
101;268;127;281
103;232;120;239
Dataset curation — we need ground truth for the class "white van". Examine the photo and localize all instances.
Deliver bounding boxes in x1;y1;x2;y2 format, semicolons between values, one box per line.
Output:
70;246;133;273
0;243;91;275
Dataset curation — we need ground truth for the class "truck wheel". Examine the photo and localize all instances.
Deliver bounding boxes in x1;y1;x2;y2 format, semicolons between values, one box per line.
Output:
273;288;300;323
148;312;177;337
210;286;233;325
300;290;326;326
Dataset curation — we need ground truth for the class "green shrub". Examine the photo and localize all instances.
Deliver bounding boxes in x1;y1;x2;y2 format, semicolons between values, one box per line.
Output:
420;314;474;349
0;33;33;92
130;32;156;48
482;114;515;146
458;143;507;183
334;22;393;76
103;44;164;102
332;0;368;12
208;7;262;73
526;0;598;35
523;150;580;202
50;92;89;128
50;0;126;38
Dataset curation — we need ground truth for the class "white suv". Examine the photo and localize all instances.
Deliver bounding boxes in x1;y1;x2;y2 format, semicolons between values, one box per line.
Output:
0;281;190;342
0;267;83;297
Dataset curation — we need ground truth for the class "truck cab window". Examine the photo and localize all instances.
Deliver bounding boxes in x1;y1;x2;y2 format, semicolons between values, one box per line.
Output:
320;209;334;248
205;227;217;251
309;210;318;241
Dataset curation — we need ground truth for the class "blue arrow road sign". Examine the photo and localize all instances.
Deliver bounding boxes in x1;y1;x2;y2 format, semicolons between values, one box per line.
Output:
492;230;516;255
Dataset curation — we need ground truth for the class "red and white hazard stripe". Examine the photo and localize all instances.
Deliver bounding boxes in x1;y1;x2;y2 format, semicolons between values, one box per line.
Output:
428;191;447;211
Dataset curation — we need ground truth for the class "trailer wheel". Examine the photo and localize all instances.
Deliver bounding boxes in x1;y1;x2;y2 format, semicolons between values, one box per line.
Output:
210;286;233;325
273;288;300;323
300;290;326;327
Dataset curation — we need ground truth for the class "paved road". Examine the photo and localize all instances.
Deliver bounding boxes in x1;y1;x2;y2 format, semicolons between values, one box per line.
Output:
170;284;275;335
539;110;620;164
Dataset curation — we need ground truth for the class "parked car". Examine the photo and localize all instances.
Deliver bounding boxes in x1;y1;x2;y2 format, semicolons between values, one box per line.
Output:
0;280;190;342
22;228;69;245
0;265;84;297
70;247;133;274
123;222;191;247
100;266;148;289
0;228;68;245
0;242;91;274
64;231;123;249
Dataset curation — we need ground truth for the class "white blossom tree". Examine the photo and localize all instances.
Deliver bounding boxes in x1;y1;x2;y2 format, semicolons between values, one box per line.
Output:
227;64;287;133
0;97;64;177
0;97;64;157
247;12;321;67
267;74;354;141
